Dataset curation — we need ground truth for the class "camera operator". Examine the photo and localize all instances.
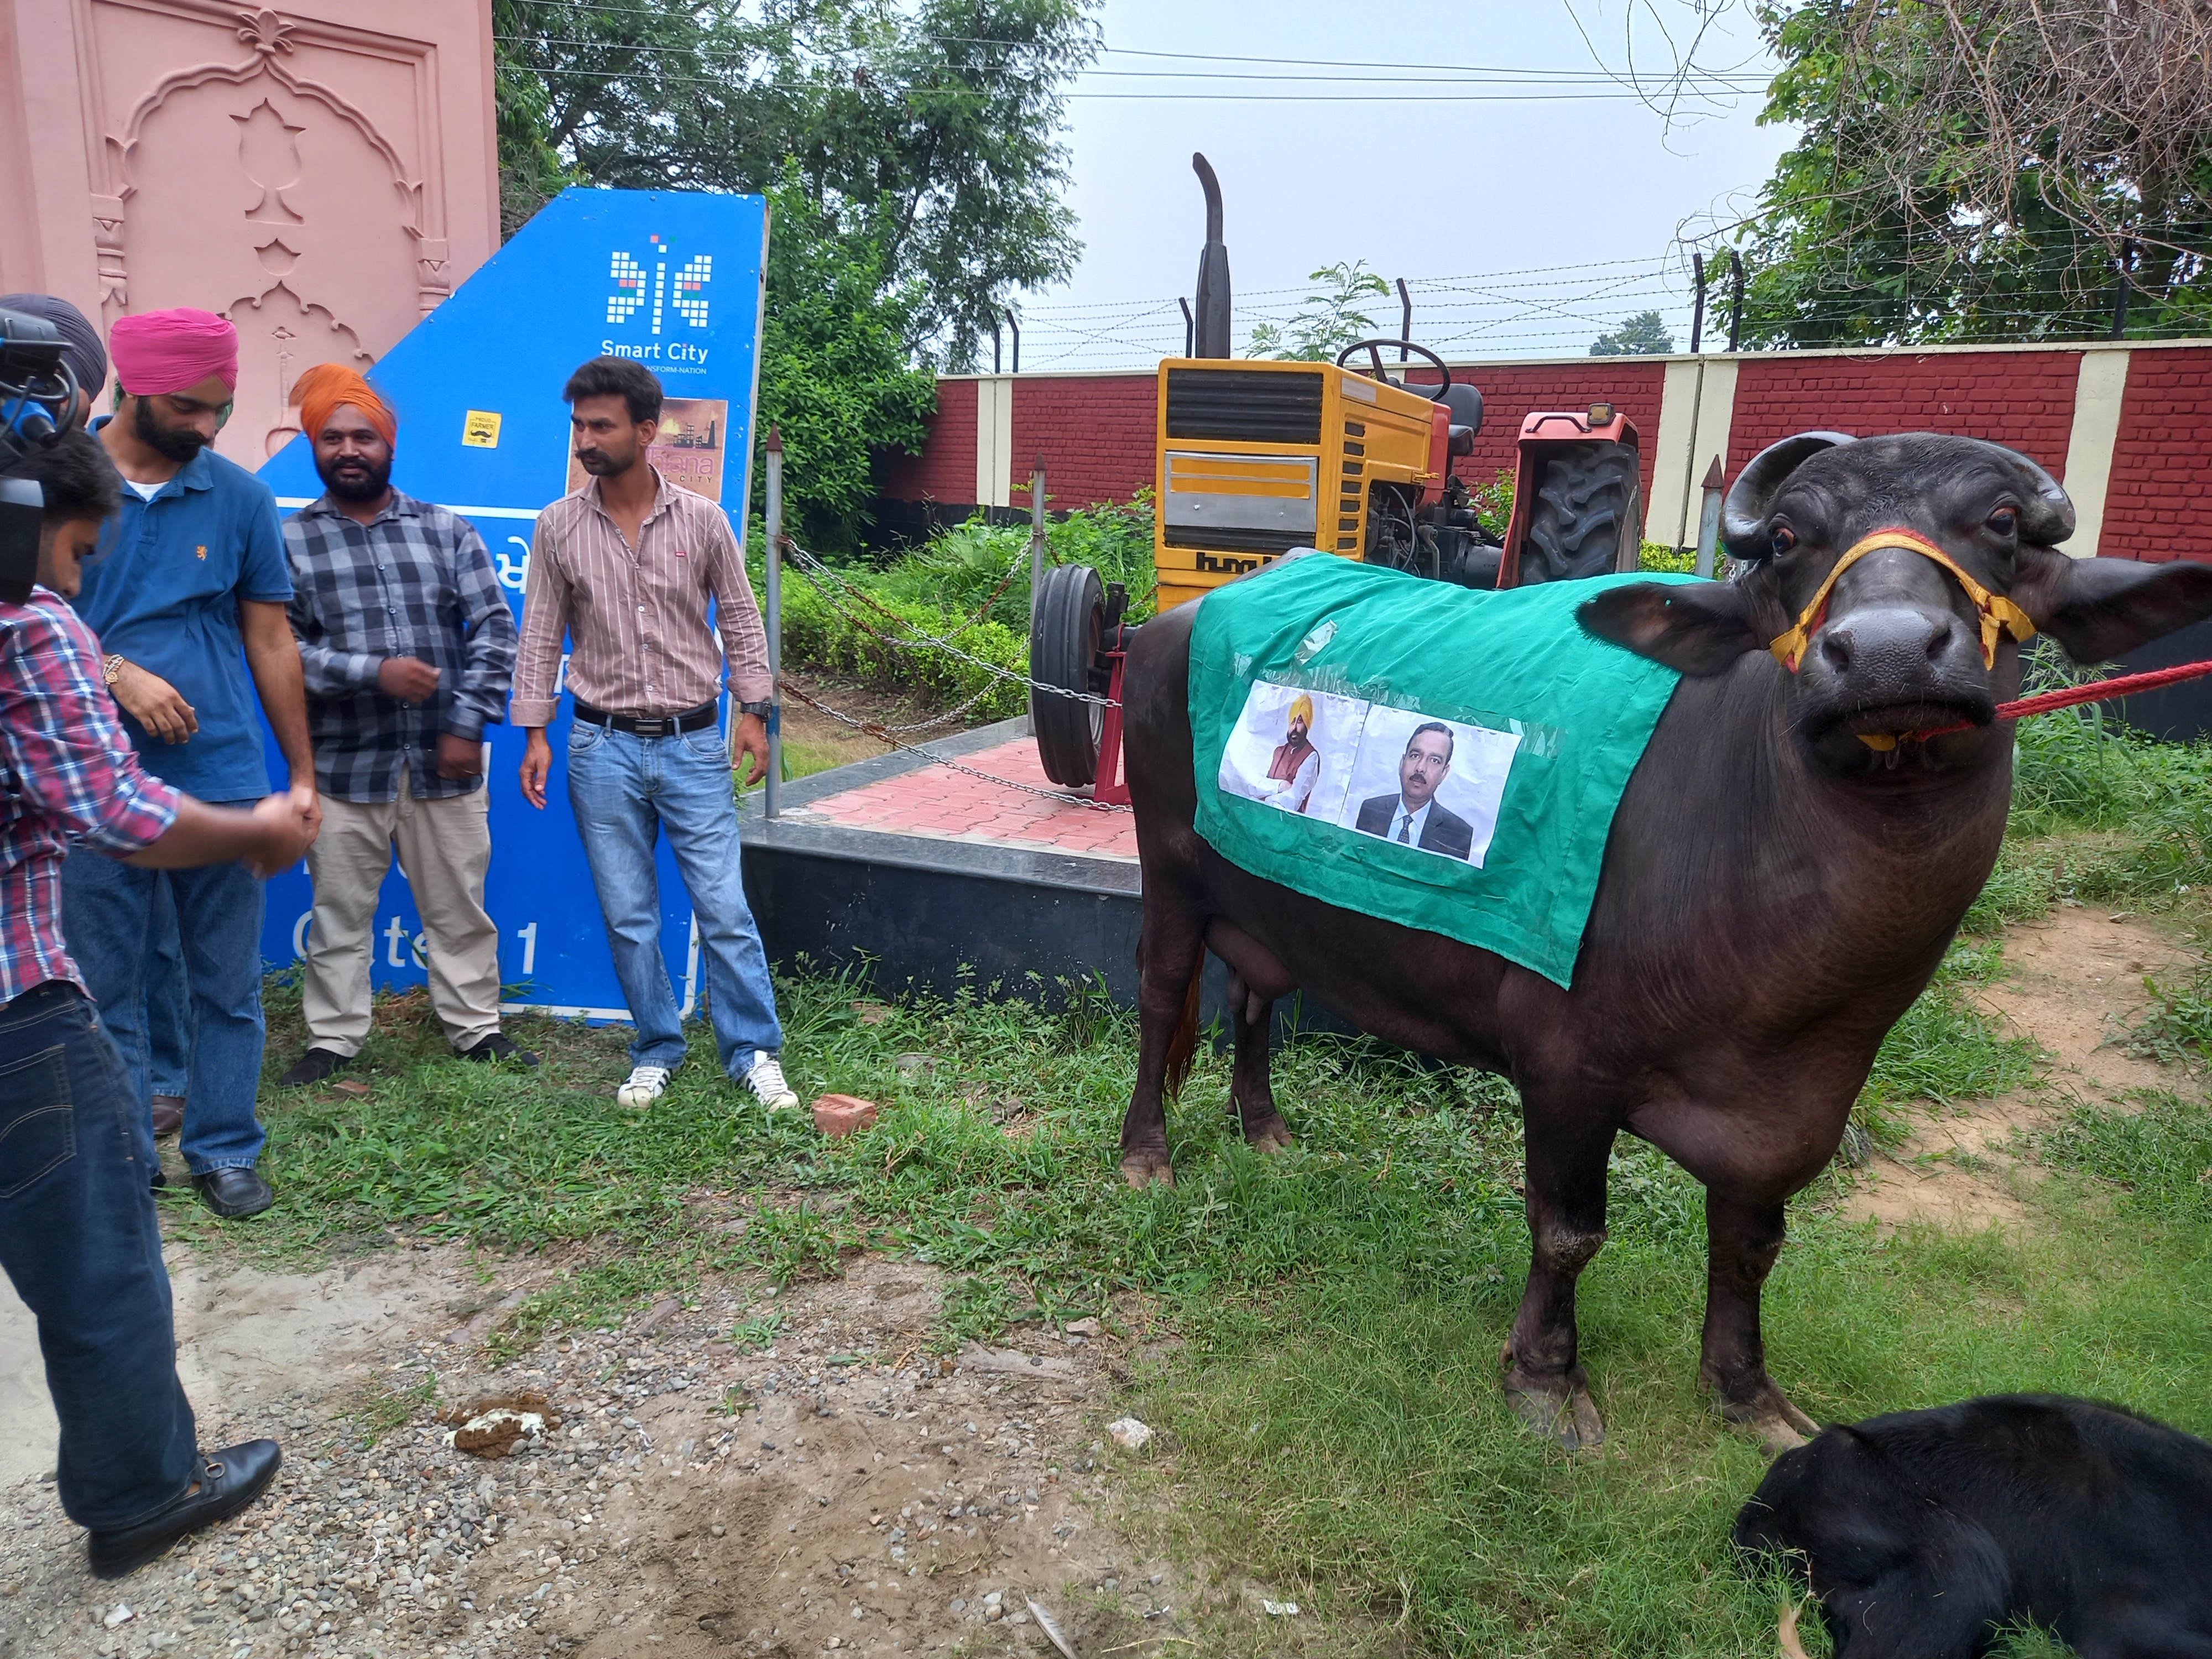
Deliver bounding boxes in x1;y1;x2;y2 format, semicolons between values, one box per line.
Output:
1;429;316;1578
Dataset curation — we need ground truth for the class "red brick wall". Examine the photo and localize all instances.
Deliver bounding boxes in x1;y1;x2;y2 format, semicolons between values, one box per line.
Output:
877;377;977;504
1726;352;2080;479
1010;374;1155;510
2098;348;2212;564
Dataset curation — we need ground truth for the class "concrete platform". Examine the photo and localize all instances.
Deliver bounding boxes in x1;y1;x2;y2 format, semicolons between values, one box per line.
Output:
738;719;1146;1005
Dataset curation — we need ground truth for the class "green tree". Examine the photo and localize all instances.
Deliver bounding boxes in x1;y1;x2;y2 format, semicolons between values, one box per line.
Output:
1248;262;1392;361
755;176;940;550
492;0;1098;366
1706;0;2212;346
1590;310;1676;355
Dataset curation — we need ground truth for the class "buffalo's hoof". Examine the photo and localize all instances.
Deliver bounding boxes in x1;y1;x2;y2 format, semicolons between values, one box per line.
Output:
1119;1149;1176;1189
1503;1371;1605;1450
1715;1381;1820;1456
1241;1113;1296;1155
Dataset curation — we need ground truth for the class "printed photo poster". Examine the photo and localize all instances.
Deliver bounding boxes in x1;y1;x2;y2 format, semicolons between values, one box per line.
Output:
1340;705;1521;867
1218;681;1522;868
1217;681;1362;822
565;397;729;500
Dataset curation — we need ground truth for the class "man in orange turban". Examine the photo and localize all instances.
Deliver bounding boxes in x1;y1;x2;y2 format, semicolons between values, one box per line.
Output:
277;363;528;1084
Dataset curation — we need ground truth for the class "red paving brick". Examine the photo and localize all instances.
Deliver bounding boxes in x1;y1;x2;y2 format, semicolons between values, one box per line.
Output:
794;738;1139;860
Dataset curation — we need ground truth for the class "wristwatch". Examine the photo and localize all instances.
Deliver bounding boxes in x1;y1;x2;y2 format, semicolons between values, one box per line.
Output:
738;700;774;718
102;654;125;687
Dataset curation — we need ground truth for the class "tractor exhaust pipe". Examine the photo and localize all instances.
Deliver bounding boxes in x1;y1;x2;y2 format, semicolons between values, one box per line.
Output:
1191;153;1232;358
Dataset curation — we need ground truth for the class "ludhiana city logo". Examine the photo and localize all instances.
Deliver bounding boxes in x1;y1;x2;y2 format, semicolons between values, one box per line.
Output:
606;232;712;336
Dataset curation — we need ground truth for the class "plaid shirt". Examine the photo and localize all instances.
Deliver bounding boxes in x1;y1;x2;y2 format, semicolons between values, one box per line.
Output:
284;491;518;802
1;588;182;1004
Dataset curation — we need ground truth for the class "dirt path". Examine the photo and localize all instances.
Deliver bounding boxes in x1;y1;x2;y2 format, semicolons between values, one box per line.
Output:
1842;906;2200;1230
0;1242;1281;1659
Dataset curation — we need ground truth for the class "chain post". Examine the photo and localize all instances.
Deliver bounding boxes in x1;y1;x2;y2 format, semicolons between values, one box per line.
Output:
764;427;784;820
1026;453;1046;733
1694;455;1725;579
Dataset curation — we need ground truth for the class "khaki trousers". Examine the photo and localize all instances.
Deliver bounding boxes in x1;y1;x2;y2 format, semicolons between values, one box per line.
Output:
301;773;501;1056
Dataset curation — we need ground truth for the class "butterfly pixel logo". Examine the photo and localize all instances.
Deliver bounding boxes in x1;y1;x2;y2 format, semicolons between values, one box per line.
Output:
606;235;712;337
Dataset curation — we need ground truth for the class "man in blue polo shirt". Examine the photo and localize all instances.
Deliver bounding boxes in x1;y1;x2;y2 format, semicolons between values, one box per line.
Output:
63;307;319;1220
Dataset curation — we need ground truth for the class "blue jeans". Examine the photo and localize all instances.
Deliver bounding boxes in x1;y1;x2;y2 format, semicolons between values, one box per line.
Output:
566;719;783;1075
61;826;269;1177
147;877;191;1099
0;982;198;1530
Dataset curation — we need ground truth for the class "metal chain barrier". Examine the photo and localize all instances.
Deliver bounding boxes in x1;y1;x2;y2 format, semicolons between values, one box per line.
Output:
779;537;1120;710
778;679;1134;815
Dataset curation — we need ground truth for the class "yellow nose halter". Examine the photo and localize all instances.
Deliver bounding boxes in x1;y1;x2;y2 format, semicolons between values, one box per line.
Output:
1767;526;2037;676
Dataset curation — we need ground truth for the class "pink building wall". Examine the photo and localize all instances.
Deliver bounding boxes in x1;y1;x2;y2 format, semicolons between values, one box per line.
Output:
0;0;500;465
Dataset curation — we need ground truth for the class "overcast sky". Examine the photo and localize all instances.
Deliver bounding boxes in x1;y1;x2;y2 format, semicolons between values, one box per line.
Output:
1010;0;1798;369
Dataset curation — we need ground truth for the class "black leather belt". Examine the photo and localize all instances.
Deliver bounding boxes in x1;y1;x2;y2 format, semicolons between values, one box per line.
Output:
572;697;718;739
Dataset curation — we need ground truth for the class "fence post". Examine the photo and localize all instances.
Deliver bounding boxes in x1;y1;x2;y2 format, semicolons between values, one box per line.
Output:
763;426;784;820
1025;453;1047;734
1689;252;1707;353
1727;249;1746;352
1693;455;1725;578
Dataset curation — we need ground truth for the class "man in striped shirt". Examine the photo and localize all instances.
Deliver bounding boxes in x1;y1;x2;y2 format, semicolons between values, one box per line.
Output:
513;357;797;1113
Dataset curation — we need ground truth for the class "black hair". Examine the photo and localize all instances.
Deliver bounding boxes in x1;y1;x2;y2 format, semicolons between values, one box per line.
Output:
3;430;121;526
562;356;662;426
1406;719;1454;761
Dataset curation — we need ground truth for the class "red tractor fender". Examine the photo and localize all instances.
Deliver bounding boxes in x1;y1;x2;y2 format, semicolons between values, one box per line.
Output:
1495;405;1641;589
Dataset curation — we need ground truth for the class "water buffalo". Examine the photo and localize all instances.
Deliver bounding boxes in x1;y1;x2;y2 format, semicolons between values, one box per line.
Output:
1117;431;2212;1452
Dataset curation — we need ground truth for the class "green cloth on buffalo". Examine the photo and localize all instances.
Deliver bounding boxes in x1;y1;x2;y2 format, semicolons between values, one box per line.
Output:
1188;555;1694;987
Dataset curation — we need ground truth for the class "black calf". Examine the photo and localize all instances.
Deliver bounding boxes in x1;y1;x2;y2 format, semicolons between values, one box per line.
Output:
1734;1394;2212;1659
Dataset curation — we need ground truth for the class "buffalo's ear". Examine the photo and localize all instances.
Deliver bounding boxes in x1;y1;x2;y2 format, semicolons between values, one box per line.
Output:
2010;546;2212;664
1579;581;1764;675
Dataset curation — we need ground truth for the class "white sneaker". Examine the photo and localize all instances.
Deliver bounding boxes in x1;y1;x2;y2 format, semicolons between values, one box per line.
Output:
744;1052;800;1110
616;1065;671;1110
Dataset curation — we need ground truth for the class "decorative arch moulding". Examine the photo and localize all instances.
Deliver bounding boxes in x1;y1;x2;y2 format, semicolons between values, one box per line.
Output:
86;2;452;316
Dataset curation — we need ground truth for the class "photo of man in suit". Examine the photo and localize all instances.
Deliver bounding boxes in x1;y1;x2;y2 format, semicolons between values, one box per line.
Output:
1354;721;1474;860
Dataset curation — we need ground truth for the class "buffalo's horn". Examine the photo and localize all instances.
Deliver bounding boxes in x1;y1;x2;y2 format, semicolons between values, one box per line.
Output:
1722;431;1858;558
2001;446;2077;546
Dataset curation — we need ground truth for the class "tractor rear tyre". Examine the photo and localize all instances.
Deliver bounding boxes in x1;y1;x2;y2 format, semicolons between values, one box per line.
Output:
1031;562;1105;787
1521;442;1642;583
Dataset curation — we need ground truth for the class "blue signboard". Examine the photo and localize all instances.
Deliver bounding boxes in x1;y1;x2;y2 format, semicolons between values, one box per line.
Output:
255;187;769;1019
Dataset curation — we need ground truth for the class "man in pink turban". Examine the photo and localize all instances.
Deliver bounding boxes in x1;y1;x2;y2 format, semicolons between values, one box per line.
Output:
66;306;320;1222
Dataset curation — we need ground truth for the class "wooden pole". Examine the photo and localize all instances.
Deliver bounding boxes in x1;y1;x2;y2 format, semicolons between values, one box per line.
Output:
763;426;784;820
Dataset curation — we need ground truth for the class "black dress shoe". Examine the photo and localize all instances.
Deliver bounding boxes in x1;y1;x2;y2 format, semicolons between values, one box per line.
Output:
459;1031;539;1067
193;1166;273;1219
87;1440;281;1579
150;1095;184;1137
278;1046;349;1087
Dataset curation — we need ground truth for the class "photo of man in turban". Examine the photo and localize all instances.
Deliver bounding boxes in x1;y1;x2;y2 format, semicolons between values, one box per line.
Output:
1261;691;1321;813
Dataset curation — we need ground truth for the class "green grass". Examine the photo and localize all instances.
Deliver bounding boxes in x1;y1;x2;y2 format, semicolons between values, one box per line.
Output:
184;691;2212;1656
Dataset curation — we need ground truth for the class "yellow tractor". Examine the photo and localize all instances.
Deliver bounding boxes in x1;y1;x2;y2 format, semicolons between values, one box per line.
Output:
1032;155;1645;795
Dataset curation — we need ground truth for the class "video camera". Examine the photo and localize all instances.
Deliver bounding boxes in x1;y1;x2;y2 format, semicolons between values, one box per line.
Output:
0;306;86;606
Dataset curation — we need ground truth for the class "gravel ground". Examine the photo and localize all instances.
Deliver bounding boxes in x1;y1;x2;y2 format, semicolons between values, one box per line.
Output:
0;1253;1217;1659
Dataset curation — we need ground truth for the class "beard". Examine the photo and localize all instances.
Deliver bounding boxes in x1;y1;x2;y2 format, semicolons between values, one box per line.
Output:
133;397;206;463
317;451;393;502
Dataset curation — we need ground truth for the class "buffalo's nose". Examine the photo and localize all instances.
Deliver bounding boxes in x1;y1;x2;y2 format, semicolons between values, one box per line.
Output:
1815;604;1965;679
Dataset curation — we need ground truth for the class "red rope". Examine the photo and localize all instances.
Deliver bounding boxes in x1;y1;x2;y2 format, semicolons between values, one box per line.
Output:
1916;656;2212;740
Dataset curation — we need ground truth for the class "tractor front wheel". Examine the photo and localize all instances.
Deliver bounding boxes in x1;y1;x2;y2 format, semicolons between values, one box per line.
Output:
1031;562;1106;786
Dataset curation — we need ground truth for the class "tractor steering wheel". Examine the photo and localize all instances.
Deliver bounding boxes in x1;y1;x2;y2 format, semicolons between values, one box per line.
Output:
1334;339;1452;401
